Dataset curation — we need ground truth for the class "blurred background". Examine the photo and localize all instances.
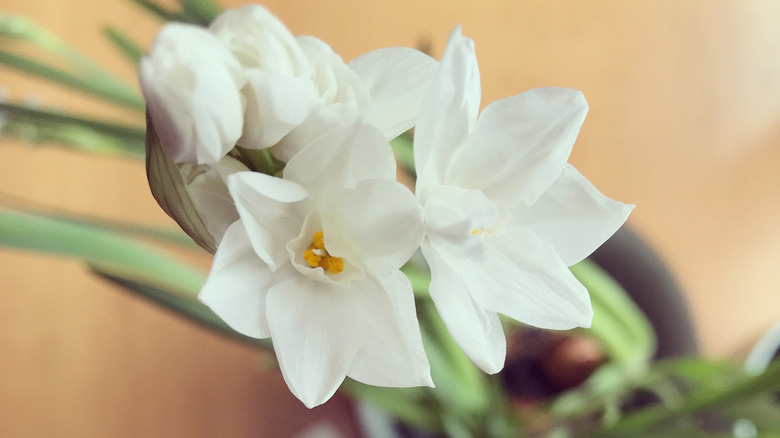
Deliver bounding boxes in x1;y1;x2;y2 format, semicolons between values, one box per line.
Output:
1;0;779;436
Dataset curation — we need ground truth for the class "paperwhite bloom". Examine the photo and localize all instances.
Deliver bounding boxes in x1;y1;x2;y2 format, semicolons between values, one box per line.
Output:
141;5;437;165
414;28;634;374
140;24;246;164
199;122;432;408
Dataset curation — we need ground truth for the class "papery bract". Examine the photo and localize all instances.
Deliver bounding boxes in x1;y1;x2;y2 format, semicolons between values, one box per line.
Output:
199;122;432;408
414;27;634;374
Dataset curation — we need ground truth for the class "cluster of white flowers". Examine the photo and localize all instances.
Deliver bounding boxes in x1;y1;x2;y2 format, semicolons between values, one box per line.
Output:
141;5;632;408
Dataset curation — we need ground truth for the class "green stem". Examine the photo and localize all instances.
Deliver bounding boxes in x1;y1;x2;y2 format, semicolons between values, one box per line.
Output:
390;132;416;175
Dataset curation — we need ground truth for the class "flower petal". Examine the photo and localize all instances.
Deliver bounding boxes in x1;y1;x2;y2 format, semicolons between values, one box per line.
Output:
227;171;310;271
238;70;318;150
283;122;395;202
296;36;370;109
414;27;481;198
348;47;438;139
446;87;589;207
422;241;506;374
184;155;248;244
198;220;274;338
266;276;367;408
514;164;634;266
209;5;309;76
422;183;498;261
462;227;593;330
323;179;424;277
140;23;245;164
347;272;433;388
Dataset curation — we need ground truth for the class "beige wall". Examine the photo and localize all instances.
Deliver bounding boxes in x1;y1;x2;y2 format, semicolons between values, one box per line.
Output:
1;0;779;436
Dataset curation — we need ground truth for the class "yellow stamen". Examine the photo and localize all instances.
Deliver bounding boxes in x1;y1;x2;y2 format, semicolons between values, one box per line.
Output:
312;231;325;250
303;230;343;275
321;257;344;275
303;248;322;268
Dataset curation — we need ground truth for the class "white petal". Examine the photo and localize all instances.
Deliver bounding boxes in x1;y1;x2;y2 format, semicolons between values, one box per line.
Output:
266;277;367;408
463;227;593;330
283;123;395;202
422;241;506;374
514;164;634;266
422;183;498;261
348;47;438;139
209;5;310;76
270;103;358;163
447;87;589;207
296;36;370;109
198;220;275;338
323;179;424;277
238;70;318;150
347;272;433;387
227;172;310;271
140;23;244;164
184;156;249;244
414;27;481;198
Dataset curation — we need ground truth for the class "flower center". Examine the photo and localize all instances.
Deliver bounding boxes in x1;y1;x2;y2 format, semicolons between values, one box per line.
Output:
303;231;344;274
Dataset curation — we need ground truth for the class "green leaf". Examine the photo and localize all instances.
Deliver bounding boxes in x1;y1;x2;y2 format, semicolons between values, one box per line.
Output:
0;207;268;348
571;259;656;368
0;208;204;294
145;111;217;253
128;0;181;22
390;132;416;175
103;26;144;64
180;0;222;24
0;102;145;156
0;192;195;248
91;263;270;348
596;360;780;437
342;380;441;433
0;50;145;110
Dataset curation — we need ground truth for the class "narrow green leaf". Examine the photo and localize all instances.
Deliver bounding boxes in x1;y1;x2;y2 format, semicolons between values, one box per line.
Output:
0;102;146;141
596;360;780;437
91;264;271;348
0;192;194;248
129;0;181;22
0;102;145;156
0;208;204;294
571;259;656;367
342;380;441;433
103;26;144;64
180;0;222;24
145;111;217;253
0;50;145;110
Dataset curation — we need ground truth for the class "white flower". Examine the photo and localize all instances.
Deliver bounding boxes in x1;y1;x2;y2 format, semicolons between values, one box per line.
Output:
414;28;634;374
199;122;432;408
140;23;246;164
141;5;437;165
